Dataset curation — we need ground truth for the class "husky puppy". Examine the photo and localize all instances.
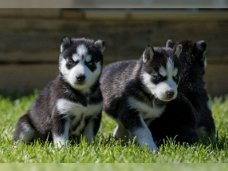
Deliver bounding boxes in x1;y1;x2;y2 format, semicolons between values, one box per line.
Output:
100;45;182;152
13;37;105;147
150;40;216;143
174;40;216;141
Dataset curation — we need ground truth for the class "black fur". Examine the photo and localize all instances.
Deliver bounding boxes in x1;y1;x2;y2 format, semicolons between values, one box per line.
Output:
100;46;181;151
149;93;199;145
149;40;216;144
178;40;216;141
13;37;104;145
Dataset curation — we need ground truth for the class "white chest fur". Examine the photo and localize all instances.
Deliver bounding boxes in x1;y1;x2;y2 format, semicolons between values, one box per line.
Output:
56;98;102;116
56;98;102;135
127;96;165;120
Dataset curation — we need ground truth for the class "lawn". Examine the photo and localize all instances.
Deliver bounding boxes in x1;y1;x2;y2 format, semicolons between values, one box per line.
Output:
0;92;228;163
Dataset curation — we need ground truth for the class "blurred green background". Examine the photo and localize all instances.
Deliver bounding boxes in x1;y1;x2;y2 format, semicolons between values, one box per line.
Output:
1;164;228;171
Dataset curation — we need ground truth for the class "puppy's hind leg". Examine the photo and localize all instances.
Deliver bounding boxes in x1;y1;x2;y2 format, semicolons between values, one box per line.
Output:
13;114;36;143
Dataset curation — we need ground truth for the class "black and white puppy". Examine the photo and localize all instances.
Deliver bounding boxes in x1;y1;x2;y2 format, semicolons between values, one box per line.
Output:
150;40;216;144
100;45;182;152
13;37;105;147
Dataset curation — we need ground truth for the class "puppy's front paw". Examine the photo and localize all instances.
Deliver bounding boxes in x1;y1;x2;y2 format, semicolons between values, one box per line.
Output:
53;135;68;148
141;143;159;153
150;145;159;153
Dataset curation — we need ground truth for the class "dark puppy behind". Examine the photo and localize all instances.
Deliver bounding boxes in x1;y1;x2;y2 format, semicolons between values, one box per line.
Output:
150;40;216;144
149;93;199;144
176;40;216;141
13;37;105;147
100;44;182;152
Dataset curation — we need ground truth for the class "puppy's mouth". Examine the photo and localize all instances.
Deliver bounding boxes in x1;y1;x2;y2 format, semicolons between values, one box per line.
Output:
160;97;175;102
154;97;169;105
75;81;85;85
155;94;177;102
72;81;89;91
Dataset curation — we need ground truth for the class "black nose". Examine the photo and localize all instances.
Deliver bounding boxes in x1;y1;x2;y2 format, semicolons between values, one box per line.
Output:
76;75;85;82
166;90;174;98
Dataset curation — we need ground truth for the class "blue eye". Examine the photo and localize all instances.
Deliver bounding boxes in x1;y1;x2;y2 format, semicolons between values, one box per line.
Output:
151;74;166;84
67;59;74;65
67;59;79;67
86;60;96;71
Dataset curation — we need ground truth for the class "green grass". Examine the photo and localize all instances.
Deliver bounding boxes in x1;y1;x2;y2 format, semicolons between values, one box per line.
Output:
0;92;228;163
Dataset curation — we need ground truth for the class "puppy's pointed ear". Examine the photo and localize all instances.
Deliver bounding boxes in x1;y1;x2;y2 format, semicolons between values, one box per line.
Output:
143;45;154;63
195;40;207;64
174;44;183;57
95;40;105;53
60;36;72;53
166;39;174;48
196;40;207;52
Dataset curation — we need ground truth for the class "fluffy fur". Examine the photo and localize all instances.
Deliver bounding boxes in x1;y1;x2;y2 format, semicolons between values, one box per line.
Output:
149;40;216;144
13;37;105;147
100;45;182;152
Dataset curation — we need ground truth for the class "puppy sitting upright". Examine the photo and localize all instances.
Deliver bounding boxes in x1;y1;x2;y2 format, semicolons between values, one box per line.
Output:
13;37;105;147
150;40;216;144
100;45;182;152
169;40;216;142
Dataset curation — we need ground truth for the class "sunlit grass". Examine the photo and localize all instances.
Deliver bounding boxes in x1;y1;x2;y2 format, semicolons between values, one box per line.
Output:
0;93;227;163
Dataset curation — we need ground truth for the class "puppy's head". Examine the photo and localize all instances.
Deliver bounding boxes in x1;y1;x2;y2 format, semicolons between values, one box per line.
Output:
59;37;105;92
140;45;182;102
167;39;207;79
